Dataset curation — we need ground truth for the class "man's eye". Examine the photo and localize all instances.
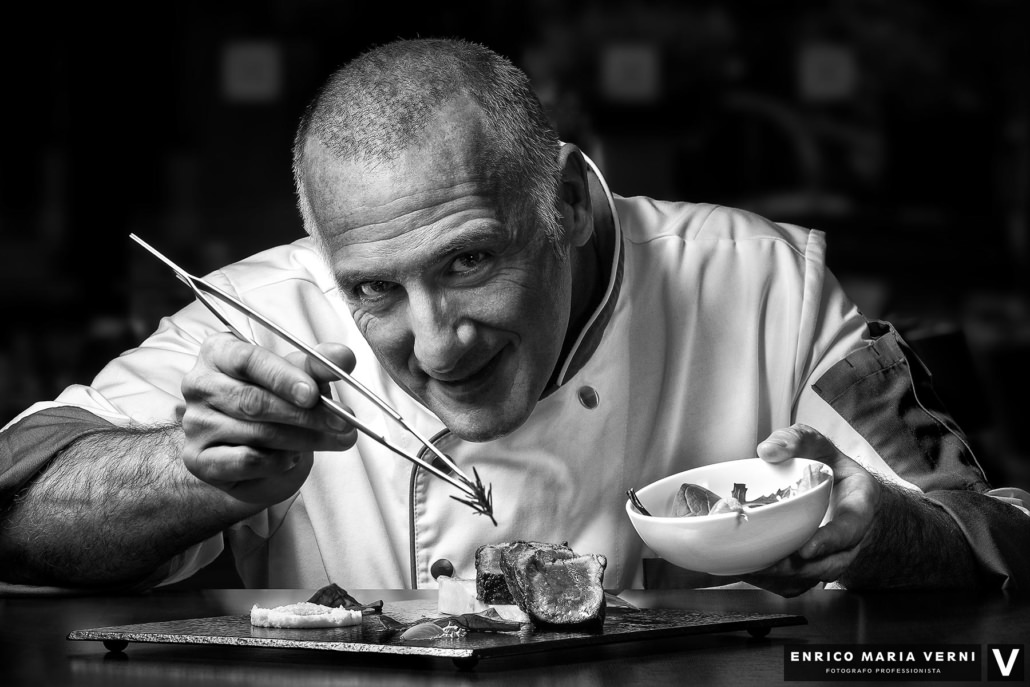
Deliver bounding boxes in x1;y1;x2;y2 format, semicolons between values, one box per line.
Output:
450;252;487;274
356;280;395;298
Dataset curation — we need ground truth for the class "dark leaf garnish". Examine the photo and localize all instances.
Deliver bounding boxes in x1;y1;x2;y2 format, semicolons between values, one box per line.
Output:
674;483;721;516
307;583;383;614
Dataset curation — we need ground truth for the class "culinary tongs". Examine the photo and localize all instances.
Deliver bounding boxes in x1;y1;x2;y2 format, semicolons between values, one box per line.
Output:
130;233;495;524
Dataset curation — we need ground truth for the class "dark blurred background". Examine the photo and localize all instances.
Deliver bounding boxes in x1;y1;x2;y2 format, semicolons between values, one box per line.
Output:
1;0;1028;489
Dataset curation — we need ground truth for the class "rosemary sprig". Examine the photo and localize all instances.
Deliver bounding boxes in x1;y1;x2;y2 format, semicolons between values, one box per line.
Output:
449;467;496;526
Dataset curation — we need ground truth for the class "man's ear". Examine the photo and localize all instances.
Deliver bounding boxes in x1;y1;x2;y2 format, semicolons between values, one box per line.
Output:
558;143;593;248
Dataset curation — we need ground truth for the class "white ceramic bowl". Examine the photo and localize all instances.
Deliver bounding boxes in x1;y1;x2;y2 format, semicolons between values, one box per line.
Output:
626;458;833;576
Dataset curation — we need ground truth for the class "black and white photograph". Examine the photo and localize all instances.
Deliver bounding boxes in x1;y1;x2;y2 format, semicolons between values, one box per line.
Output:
1;2;1027;684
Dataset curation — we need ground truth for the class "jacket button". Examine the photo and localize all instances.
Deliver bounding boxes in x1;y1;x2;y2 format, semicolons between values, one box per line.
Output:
578;386;599;409
430;559;454;579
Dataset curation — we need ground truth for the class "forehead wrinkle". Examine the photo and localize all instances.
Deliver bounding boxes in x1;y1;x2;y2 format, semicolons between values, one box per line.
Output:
324;179;496;246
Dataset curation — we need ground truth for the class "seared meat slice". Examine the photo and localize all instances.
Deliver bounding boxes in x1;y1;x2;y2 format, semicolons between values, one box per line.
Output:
500;545;607;630
475;541;572;605
475;543;514;604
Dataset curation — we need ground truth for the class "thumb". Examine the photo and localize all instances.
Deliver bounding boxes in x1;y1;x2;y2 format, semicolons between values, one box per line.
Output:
757;423;840;464
286;342;356;383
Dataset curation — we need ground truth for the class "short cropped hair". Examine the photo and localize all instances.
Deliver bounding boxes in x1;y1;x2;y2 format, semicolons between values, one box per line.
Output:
292;38;564;256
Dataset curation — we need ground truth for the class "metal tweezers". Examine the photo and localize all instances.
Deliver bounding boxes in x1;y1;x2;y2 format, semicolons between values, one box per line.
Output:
130;234;494;524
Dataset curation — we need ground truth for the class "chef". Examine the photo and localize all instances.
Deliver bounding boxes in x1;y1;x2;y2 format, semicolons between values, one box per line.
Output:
1;38;1027;596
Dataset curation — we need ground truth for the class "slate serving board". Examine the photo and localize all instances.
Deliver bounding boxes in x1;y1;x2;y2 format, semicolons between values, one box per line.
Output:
68;599;805;669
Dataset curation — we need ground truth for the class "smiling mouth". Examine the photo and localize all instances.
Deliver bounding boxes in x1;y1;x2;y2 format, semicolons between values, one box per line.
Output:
432;349;506;394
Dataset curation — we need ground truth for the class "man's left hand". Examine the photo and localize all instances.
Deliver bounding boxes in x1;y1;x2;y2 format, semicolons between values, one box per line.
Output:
739;424;882;597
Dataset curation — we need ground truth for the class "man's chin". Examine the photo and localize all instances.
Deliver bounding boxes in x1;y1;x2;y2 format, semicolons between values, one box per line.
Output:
436;406;531;443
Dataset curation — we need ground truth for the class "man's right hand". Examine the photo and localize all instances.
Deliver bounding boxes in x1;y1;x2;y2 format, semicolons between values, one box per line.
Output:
180;333;358;505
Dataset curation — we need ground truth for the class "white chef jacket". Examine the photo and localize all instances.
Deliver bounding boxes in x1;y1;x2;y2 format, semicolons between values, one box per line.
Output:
3;165;923;591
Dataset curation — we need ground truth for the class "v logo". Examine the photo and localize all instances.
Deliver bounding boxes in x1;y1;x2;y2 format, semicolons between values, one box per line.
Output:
993;647;1020;678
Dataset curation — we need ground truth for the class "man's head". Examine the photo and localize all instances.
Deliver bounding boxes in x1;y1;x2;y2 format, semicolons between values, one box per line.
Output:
293;38;564;256
292;38;596;441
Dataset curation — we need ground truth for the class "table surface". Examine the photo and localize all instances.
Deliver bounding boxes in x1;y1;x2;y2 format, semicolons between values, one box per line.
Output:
1;587;1026;686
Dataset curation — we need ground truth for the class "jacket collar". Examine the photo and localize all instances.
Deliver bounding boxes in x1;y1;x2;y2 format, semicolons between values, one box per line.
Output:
547;154;624;392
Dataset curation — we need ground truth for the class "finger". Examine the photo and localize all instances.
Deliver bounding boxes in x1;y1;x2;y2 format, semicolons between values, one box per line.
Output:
757;423;841;463
201;334;321;408
186;444;305;484
798;490;876;559
783;549;855;584
744;548;855;594
188;338;357;432
186;446;316;505
182;403;358;452
285;344;361;434
739;558;819;597
285;343;357;385
184;365;351;433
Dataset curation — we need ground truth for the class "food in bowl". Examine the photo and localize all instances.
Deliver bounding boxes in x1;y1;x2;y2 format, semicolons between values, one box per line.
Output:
673;463;829;518
626;458;833;576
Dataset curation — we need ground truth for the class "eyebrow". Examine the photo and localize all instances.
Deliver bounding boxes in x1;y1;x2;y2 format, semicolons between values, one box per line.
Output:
426;222;510;261
335;221;510;286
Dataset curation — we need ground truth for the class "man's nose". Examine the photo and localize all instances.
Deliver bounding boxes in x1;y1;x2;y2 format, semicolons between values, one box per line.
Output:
407;292;475;376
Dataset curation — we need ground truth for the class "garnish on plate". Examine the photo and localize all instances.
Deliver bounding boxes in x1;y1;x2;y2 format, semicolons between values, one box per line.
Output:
307;583;383;614
399;608;523;641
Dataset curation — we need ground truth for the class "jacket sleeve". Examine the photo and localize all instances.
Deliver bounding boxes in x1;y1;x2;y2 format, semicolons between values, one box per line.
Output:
0;300;235;589
0;406;115;506
0;297;220;507
811;320;1030;589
